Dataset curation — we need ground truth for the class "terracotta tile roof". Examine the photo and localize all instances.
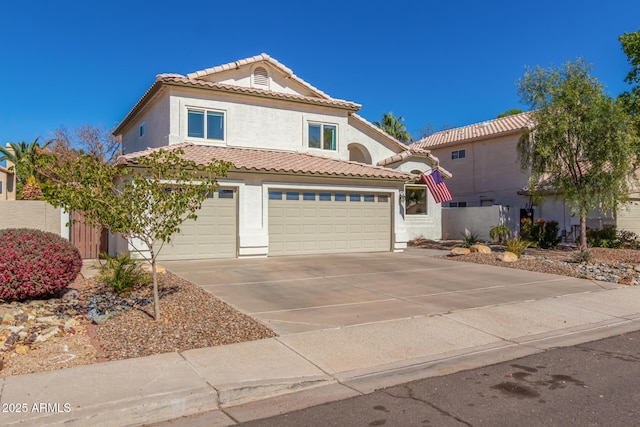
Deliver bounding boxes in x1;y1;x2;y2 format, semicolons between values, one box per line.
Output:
414;112;534;149
119;143;414;181
376;146;451;178
159;75;360;110
187;53;332;100
114;69;360;136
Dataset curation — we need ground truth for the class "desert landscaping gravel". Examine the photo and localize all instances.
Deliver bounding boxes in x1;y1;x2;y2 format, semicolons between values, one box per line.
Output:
93;272;276;360
2;242;638;377
1;271;276;376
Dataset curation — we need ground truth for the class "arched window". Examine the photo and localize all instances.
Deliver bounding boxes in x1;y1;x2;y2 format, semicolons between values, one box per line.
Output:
347;143;372;164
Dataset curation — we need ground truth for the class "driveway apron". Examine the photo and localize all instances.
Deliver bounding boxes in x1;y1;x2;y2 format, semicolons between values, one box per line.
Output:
161;251;617;335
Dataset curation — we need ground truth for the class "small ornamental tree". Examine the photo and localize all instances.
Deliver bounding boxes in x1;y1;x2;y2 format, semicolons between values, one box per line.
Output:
517;59;640;251
43;148;232;320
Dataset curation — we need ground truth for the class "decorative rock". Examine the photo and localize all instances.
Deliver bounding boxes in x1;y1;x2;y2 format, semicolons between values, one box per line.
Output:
59;288;81;302
497;252;519;263
450;247;471;256
635;264;640;272
15;345;28;355
620;276;635;286
470;244;492;254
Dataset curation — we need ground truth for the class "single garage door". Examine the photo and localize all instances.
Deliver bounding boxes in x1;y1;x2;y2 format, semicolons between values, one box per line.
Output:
617;200;640;236
268;190;391;256
157;188;237;260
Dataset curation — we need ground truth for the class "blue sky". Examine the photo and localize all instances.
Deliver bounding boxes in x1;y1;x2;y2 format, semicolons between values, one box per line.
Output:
1;0;638;146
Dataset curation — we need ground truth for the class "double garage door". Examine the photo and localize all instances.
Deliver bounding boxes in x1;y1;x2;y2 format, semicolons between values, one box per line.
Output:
268;190;392;256
157;188;393;260
157;189;237;260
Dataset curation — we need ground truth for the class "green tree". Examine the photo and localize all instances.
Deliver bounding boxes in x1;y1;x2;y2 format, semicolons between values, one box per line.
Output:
497;108;524;118
44;148;232;320
517;59;639;251
619;29;640;134
0;138;53;198
374;112;411;142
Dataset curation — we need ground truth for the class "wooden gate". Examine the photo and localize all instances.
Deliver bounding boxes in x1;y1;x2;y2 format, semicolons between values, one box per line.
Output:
70;211;108;259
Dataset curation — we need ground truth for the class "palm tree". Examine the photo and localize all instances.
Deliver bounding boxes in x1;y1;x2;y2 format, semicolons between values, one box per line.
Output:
374;112;412;142
0;138;53;199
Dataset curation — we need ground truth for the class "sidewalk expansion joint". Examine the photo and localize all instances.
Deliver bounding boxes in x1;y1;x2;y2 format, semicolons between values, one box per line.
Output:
273;337;364;397
177;351;221;398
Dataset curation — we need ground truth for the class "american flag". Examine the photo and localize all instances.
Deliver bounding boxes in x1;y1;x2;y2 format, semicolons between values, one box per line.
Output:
421;170;453;204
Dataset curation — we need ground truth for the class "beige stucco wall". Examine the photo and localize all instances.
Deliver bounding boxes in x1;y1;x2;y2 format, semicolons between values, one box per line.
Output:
121;92;171;154
0;169;15;200
119;88;399;168
430;134;529;209
442;206;518;241
0;201;65;237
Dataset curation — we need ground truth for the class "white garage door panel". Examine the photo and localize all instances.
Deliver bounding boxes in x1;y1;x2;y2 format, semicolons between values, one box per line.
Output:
618;200;640;236
157;189;237;260
269;190;391;256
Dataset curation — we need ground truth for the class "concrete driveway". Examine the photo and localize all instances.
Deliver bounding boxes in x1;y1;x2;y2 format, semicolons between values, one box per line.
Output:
162;250;617;335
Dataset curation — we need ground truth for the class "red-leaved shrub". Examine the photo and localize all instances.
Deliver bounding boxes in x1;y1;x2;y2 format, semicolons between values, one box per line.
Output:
0;228;82;301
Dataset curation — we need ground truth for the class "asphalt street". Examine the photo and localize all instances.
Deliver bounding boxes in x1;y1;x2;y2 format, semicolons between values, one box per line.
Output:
240;330;640;427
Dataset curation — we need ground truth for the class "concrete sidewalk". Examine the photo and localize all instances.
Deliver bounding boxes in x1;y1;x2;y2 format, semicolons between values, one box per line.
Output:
1;284;639;426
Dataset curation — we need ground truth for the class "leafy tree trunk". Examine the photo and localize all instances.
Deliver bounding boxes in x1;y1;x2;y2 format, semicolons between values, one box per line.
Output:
579;212;588;252
149;249;160;322
151;255;160;321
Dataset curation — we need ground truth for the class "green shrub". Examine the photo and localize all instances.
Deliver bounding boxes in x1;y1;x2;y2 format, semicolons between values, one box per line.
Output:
489;224;510;244
586;224;637;248
616;230;640;249
98;253;150;293
505;237;529;258
459;230;481;248
0;228;82;301
520;218;561;249
539;220;562;249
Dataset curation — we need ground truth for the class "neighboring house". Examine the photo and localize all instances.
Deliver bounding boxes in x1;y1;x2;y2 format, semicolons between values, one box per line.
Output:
0;164;16;201
414;112;640;239
113;53;450;260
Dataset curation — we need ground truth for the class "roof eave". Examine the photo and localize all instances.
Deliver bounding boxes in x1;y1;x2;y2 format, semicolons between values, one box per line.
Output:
113;81;164;136
419;127;527;150
163;79;360;111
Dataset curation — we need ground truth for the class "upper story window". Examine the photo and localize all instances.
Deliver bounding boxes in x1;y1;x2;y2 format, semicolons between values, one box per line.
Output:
308;123;336;151
451;149;466;160
187;109;225;141
139;122;145;138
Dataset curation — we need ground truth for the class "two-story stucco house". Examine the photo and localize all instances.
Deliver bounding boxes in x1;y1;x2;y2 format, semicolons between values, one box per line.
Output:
414;112;640;239
0;164;16;201
113;54;449;260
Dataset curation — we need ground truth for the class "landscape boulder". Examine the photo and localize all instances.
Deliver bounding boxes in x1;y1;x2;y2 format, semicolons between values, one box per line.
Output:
450;247;471;256
497;251;519;263
470;244;492;254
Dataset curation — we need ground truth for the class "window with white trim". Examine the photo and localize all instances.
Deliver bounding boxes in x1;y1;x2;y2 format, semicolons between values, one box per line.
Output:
449;201;467;207
451;149;466;160
308;123;337;150
187;108;225;141
405;186;427;215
